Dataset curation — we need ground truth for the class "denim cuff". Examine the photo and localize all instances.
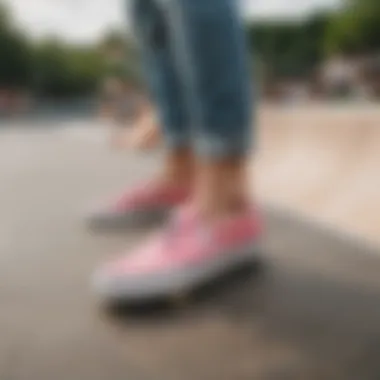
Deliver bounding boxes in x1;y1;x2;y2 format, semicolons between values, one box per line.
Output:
162;130;191;150
193;129;253;160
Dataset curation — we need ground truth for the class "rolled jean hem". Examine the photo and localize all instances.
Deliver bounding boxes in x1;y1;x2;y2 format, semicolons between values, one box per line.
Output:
193;135;252;160
163;134;191;150
163;132;252;159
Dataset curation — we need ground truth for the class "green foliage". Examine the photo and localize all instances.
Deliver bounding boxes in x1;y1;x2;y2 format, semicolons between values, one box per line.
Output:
247;13;331;79
248;0;380;80
0;3;33;87
325;0;380;54
1;0;380;96
0;3;114;97
31;40;107;96
99;29;126;53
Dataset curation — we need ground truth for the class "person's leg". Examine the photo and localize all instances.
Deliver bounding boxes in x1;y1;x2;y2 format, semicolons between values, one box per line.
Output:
167;0;255;220
93;0;262;301
129;0;254;218
87;0;193;228
127;99;160;150
130;0;194;187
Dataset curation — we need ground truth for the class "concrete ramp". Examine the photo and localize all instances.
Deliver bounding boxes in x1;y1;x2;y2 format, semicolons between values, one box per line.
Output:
1;120;380;380
255;104;380;246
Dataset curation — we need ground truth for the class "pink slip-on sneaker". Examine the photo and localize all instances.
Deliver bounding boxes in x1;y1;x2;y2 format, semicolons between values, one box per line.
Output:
93;205;263;302
86;181;189;228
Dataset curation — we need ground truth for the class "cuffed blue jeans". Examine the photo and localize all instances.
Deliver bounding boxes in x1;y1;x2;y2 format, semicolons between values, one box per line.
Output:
130;0;254;158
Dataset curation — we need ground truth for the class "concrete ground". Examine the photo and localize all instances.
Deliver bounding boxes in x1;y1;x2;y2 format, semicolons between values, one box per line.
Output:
1;123;380;380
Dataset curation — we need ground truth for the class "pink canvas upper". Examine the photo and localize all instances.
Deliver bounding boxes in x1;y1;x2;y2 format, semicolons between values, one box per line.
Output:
105;205;263;276
108;181;189;212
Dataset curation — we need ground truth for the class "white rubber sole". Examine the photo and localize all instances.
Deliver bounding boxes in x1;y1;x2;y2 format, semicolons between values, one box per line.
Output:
93;242;260;303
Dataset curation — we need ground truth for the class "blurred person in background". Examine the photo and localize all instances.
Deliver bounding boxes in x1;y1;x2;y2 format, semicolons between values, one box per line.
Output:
321;53;356;99
98;77;122;120
91;0;263;301
99;76;159;149
99;76;144;148
99;37;146;148
128;98;160;150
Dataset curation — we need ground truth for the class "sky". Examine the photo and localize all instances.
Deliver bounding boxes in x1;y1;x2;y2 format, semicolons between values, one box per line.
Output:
4;0;341;43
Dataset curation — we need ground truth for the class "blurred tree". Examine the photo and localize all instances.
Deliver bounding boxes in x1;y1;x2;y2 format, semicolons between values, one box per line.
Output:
99;28;142;86
0;2;112;97
32;40;107;97
0;3;33;87
0;2;10;29
325;0;380;54
247;12;331;80
99;29;126;54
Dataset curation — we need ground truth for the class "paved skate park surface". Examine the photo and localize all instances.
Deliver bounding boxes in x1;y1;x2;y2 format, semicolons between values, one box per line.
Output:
1;104;380;380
